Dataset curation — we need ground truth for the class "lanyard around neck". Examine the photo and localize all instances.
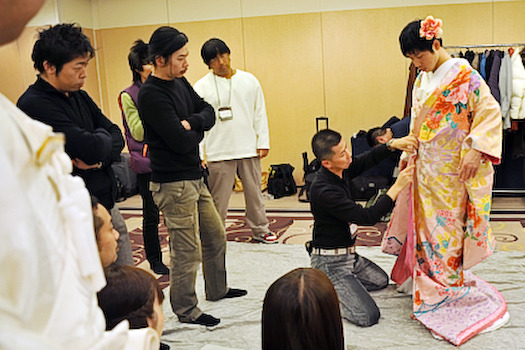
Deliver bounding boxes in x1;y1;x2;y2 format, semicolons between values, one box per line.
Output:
213;74;232;107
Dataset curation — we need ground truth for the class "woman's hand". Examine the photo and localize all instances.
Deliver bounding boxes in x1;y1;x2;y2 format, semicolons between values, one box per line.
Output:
458;149;482;182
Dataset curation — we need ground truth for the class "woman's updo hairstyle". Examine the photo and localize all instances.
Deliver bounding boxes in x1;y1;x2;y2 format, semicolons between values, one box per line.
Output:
400;16;443;56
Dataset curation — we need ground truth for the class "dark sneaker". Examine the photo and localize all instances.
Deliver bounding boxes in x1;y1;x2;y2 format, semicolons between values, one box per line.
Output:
252;232;278;244
151;261;169;275
187;313;220;327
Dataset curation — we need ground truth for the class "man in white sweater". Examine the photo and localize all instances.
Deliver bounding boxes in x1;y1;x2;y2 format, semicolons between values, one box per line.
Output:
194;38;276;244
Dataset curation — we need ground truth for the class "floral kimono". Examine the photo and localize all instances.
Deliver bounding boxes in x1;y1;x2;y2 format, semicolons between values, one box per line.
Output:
382;58;507;346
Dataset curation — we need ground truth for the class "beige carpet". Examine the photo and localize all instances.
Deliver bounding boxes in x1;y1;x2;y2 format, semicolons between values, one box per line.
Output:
159;243;525;350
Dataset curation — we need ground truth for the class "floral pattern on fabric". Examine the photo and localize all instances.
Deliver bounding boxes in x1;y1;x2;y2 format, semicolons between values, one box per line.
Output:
382;59;506;346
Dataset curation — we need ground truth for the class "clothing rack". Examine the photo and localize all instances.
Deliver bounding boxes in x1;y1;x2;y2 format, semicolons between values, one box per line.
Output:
444;43;525;197
444;43;525;49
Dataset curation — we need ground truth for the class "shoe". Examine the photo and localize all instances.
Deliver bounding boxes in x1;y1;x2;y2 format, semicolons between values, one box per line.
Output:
187;313;220;327
430;330;444;340
396;277;413;295
480;311;510;334
252;232;278;244
222;288;247;299
150;261;169;275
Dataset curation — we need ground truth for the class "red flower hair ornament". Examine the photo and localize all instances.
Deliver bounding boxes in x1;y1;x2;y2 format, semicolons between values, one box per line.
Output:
420;15;443;40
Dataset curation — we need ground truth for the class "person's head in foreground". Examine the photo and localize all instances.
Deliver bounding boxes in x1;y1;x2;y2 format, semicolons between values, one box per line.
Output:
0;0;45;45
262;268;344;350
400;15;449;73
312;129;351;177
91;196;119;268
32;23;95;93
148;26;189;80
97;265;165;338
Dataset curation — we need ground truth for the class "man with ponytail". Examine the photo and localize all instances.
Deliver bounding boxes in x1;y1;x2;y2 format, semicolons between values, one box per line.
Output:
138;26;247;327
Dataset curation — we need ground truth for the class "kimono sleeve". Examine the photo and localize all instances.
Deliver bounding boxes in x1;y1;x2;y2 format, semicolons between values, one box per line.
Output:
464;70;503;164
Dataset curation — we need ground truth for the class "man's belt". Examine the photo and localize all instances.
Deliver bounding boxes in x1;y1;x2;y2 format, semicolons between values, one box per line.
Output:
312;246;356;256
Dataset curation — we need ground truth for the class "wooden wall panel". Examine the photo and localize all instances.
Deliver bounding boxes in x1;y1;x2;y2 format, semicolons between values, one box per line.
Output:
404;3;493;46
95;25;162;128
322;7;407;140
170;18;245;85
243;13;325;173
493;0;525;44
16;27;40;90
0;42;26;103
82;28;102;107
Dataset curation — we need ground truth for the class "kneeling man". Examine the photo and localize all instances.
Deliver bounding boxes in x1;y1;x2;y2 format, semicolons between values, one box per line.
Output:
309;129;416;326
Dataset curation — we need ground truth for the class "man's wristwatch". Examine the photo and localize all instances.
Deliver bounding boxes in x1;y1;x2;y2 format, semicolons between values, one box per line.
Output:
386;139;394;151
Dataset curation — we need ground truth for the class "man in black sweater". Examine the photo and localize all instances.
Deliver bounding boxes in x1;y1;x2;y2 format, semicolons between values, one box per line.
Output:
138;26;246;327
309;129;415;326
17;23;133;266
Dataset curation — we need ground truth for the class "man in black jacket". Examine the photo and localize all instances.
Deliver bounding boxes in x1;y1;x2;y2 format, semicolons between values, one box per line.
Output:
138;26;246;328
17;23;133;266
309;129;415;326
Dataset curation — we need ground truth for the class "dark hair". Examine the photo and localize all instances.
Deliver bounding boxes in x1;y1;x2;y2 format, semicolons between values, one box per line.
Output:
201;38;230;66
367;127;387;147
128;39;150;83
312;129;342;160
97;265;164;331
32;23;94;74
148;26;188;66
91;196;103;243
399;20;443;56
262;268;344;350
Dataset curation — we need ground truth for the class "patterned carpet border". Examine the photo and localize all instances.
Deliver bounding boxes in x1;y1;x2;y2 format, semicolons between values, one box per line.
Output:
123;211;525;289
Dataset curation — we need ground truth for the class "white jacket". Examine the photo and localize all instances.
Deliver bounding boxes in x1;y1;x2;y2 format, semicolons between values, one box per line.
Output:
510;47;525;120
194;70;270;162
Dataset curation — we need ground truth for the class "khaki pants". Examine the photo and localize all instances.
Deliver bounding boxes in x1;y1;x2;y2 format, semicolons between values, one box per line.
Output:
150;178;227;322
207;157;269;237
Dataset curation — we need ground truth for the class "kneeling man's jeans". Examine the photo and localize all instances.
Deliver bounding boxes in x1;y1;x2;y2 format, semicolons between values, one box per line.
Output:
311;252;388;326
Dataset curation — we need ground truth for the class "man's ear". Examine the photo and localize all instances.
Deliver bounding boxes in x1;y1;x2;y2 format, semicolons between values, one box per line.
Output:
376;135;388;144
42;60;56;76
321;159;331;170
154;55;165;67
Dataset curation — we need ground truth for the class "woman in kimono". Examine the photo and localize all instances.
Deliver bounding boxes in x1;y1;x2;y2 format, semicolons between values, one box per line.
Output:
382;16;508;345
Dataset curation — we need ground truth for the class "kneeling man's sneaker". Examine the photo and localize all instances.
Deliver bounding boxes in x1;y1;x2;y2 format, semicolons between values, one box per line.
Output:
253;232;278;244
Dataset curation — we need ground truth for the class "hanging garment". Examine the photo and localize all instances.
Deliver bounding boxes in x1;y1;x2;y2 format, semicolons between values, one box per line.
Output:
464;50;475;65
510;47;525;120
500;50;513;129
485;50;495;81
479;52;487;80
487;50;503;103
382;58;506;346
471;52;480;71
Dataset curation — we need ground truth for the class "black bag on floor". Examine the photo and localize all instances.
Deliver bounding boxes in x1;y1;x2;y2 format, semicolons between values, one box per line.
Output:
298;152;321;202
112;153;139;202
268;163;297;199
